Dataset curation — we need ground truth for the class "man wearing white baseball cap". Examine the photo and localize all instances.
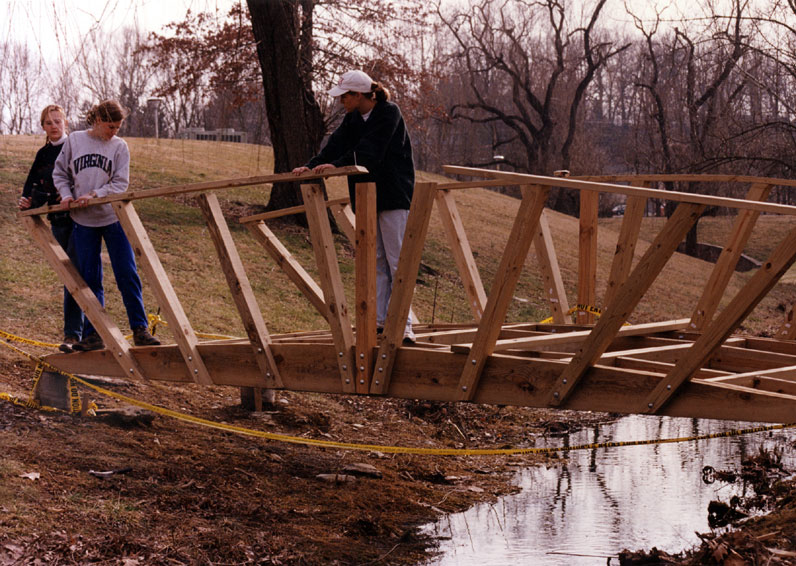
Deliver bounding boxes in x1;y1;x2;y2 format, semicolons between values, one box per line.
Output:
293;69;416;344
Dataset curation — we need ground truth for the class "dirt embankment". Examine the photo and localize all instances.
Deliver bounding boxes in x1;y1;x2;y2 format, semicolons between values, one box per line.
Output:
1;357;605;565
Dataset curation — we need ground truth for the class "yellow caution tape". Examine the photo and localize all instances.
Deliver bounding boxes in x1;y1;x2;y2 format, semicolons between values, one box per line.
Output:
1;330;794;455
539;304;603;325
0;329;60;349
146;312;241;341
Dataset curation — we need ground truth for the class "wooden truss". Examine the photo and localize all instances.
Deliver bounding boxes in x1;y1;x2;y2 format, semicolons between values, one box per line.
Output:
19;166;796;423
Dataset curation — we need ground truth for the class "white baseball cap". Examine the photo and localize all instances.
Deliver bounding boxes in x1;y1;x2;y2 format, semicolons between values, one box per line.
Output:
328;70;375;97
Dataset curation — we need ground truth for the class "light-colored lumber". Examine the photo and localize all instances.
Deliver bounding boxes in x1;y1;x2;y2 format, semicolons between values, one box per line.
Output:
533;211;569;324
355;183;377;393
197;193;282;387
300;182;356;393
603;192;647;307
547;203;704;406
455;185;551;401
690;182;772;330
370;182;438;395
330;201;356;243
644;221;796;413
442;166;796;216
20;167;367;217
239;197;350;224
113;201;213;385
245;221;327;319
578;189;599;324
434;188;487;320
22;216;148;381
42;344;796;423
577;173;796;188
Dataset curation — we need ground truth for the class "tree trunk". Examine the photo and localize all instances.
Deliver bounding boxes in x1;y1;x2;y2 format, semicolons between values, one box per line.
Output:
246;0;326;212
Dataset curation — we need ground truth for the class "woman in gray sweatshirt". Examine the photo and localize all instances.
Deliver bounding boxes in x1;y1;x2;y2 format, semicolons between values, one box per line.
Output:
53;100;159;352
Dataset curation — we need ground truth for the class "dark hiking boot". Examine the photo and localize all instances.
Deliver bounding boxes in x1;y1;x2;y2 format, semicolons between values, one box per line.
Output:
72;333;104;352
133;326;160;346
59;335;80;354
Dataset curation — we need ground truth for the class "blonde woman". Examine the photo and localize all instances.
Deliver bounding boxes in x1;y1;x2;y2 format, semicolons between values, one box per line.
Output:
19;104;84;352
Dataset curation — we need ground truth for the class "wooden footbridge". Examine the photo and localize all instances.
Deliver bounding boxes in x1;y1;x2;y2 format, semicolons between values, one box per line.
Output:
18;166;796;423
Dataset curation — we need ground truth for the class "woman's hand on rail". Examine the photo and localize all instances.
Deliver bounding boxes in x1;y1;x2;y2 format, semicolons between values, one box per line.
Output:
74;193;94;208
18;196;31;210
312;163;335;174
291;166;310;175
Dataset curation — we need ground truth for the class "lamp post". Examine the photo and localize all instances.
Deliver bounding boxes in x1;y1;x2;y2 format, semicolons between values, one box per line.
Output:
147;97;163;139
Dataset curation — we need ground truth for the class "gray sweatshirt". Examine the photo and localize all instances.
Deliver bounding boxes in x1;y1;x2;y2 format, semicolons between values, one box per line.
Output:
53;130;130;227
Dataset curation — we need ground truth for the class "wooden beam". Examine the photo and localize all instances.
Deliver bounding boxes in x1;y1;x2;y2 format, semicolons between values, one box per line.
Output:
355;183;377;393
239;197;350;224
534;211;569;324
604;192;647;307
20;167;367;217
454;319;691;353
42;344;796;423
300;183;357;393
547;203;704;406
442;166;796;216
455;185;551;401
113;201;213;385
21;216;148;381
245;221;327;320
644;221;796;413
197;192;282;387
691;183;772;330
576;173;796;189
434;188;487;320
330;202;356;243
370;182;438;395
578;189;599;323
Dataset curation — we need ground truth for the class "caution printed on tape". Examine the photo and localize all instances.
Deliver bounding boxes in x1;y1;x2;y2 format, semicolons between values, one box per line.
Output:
1;328;794;456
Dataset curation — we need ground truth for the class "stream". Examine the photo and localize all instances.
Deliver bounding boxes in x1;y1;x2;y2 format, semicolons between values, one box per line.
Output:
422;415;796;565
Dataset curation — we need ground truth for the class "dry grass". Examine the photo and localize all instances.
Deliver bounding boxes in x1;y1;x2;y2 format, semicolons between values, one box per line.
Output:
0;134;793;357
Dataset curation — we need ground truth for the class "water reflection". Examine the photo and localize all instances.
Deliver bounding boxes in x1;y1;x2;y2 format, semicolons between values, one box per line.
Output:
423;415;796;565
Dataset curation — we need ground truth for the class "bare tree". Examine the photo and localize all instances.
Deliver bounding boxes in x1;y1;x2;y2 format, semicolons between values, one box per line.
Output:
0;42;39;134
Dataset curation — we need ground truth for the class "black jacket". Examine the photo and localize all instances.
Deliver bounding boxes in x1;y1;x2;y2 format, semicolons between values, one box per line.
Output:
23;141;70;224
306;100;414;211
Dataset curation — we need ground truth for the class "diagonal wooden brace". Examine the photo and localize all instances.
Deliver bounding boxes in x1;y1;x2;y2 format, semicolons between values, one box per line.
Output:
547;202;705;406
455;185;551;401
644;221;796;413
370;182;437;395
198;193;282;388
300;183;357;393
113;201;213;385
21;216;148;381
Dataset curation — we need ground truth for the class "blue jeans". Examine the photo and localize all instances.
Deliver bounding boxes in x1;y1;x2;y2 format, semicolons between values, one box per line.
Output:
51;219;84;339
72;221;149;336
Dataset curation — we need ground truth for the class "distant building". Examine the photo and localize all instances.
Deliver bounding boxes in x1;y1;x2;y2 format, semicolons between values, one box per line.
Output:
178;127;248;143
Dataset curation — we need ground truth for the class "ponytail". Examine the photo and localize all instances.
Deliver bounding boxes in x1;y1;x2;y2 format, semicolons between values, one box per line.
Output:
86;100;127;125
363;82;390;103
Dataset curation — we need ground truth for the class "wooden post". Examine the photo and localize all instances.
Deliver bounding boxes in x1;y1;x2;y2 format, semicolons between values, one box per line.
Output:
577;190;599;324
244;221;327;319
435;188;487;321
114;201;213;385
21;216;148;381
455;185;551;401
603;193;648;307
197;193;282;388
547;202;705;406
370;182;437;395
300;183;357;393
644;221;796;413
691;182;772;331
533;211;569;324
355;183;377;393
